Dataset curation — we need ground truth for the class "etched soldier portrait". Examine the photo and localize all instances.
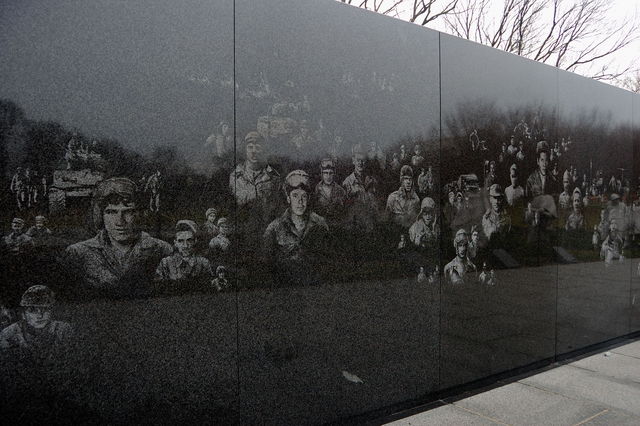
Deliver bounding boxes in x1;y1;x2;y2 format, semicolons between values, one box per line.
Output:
144;169;162;213
230;131;282;236
565;188;586;231
2;217;34;256
444;229;477;285
156;220;214;291
601;218;624;265
482;184;511;242
386;165;420;229
201;207;220;240
209;217;234;256
526;141;558;198
63;177;172;299
408;197;438;249
342;144;379;233
262;170;329;284
26;215;53;242
558;170;572;210
484;160;497;189
313;158;346;226
0;285;72;352
212;265;230;292
505;163;524;207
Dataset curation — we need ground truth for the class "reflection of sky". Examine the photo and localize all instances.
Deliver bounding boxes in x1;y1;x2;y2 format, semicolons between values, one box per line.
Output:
0;0;233;156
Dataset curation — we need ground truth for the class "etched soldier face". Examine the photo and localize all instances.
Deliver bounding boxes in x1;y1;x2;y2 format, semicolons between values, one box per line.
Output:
471;231;479;243
219;223;232;236
24;306;51;329
245;142;264;166
423;210;433;225
456;240;468;259
288;188;309;217
537;152;549;175
489;162;495;174
510;172;518;186
35;219;45;229
11;221;24;235
207;212;217;223
103;202;137;243
401;176;412;191
448;192;455;206
175;230;195;257
321;169;335;185
352;153;365;174
218;269;226;279
563;178;570;192
489;195;503;213
610;219;617;232
572;197;581;211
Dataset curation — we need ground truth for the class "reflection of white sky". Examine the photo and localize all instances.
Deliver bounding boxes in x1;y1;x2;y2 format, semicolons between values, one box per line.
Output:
394;0;640;81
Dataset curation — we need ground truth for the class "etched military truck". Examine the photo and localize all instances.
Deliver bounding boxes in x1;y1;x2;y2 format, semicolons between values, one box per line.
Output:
48;169;104;214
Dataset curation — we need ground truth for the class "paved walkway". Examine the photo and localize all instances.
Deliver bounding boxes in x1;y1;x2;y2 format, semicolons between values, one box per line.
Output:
386;339;640;425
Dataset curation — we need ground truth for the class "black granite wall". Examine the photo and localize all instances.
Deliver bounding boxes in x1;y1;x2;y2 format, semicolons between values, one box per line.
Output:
0;0;638;423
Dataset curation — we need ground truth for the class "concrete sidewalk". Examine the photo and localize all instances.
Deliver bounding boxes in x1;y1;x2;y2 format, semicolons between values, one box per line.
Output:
386;339;640;425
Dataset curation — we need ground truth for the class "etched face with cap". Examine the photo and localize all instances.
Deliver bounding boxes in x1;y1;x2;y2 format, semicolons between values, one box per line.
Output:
35;216;46;229
244;132;264;166
320;159;335;185
454;230;468;259
401;175;412;191
489;184;504;213
175;230;195;257
11;218;24;234
352;152;365;174
103;202;138;243
24;306;51;329
537;151;549;175
288;188;308;217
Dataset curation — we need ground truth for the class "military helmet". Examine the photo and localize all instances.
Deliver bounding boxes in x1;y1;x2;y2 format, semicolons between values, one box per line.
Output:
175;219;199;235
489;184;504;198
453;229;469;248
420;197;435;211
400;165;414;181
284;170;311;194
244;131;264;145
20;285;55;308
320;158;335;171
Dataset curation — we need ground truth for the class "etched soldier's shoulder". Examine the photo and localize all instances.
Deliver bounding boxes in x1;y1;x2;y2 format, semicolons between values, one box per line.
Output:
309;212;328;229
139;232;172;254
265;165;280;177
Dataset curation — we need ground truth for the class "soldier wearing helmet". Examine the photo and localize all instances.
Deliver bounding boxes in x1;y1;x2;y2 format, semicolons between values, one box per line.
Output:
565;188;585;231
444;229;477;285
408;197;438;248
2;217;34;256
229;131;282;218
263;170;329;284
558;169;572;209
342;144;379;233
526;141;558;198
0;285;72;351
482;184;511;242
386;165;420;229
155;220;214;291
64;177;172;299
313;158;346;225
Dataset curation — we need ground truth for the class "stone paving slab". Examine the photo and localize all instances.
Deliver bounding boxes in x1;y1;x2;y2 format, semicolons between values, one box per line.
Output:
520;365;640;416
453;382;607;426
387;404;504;426
385;339;640;425
612;340;640;359
570;351;640;383
578;409;640;426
